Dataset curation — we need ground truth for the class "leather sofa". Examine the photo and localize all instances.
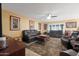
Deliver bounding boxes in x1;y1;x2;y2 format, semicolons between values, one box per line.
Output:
60;49;78;56
61;31;79;50
61;36;73;49
60;32;79;56
48;30;63;38
22;30;40;43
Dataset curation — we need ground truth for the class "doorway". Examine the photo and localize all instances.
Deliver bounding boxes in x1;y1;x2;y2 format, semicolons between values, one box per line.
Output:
0;3;2;37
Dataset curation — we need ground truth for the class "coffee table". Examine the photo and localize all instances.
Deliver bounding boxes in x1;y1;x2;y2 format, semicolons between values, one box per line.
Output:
34;35;49;44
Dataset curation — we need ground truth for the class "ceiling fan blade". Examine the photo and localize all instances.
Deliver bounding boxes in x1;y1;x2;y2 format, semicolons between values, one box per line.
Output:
51;16;57;17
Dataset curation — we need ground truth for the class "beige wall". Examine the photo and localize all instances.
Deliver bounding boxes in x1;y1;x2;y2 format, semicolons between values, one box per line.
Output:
64;19;79;31
2;9;30;37
47;19;79;33
2;9;79;37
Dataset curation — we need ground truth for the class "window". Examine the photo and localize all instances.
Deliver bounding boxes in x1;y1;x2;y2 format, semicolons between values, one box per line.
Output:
29;20;35;30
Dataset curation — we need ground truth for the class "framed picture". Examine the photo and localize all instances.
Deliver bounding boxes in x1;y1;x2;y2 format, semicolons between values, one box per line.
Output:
29;20;35;30
66;22;77;28
38;23;41;30
10;16;20;31
44;24;47;30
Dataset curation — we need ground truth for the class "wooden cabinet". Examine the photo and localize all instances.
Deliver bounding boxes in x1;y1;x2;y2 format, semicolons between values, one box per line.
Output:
0;39;25;56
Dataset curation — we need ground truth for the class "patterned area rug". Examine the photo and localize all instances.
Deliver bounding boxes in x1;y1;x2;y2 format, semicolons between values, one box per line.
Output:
26;38;63;56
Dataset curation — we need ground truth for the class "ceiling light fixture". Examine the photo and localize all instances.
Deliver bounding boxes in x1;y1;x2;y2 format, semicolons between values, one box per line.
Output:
47;14;51;19
46;14;57;19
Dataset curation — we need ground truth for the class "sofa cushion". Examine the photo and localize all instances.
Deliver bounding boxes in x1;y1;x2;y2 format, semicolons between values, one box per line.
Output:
60;49;77;56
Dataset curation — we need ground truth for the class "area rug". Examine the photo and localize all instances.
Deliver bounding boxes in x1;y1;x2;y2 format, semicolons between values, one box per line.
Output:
26;38;63;56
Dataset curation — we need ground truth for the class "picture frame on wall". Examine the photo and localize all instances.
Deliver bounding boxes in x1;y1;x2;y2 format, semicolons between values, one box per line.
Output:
66;22;77;28
38;23;41;30
29;20;35;30
10;16;20;31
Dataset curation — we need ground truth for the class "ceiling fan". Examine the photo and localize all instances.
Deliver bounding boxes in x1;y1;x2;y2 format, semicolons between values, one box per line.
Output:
46;14;57;19
35;13;57;20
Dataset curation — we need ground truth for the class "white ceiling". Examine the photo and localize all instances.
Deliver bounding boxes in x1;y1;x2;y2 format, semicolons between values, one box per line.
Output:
2;3;79;21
